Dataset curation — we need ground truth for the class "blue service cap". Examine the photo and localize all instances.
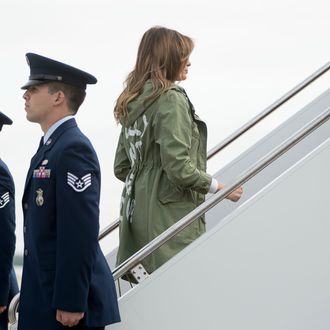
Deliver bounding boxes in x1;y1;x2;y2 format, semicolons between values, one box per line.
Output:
0;111;13;131
21;53;97;90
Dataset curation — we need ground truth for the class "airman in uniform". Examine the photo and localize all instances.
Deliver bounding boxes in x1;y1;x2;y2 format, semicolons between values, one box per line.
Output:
18;53;120;330
0;112;19;330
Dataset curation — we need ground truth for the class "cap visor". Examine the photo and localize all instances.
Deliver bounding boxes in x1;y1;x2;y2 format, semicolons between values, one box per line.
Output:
21;79;45;90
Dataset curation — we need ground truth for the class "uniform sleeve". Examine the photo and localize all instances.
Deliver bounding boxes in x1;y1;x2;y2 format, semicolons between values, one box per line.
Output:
0;170;16;305
154;91;212;194
114;127;131;182
52;141;100;312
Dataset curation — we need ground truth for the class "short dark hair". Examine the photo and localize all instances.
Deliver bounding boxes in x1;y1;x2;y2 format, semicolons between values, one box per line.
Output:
48;82;86;114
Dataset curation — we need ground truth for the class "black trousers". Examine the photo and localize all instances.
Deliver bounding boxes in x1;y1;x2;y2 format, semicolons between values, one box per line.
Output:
0;310;9;330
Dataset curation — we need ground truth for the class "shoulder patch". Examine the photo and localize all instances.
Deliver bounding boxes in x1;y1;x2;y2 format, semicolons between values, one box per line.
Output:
67;172;92;192
0;192;10;208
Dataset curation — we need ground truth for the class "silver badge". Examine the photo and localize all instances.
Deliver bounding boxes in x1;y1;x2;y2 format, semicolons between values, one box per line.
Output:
41;159;48;165
36;188;44;206
46;139;52;145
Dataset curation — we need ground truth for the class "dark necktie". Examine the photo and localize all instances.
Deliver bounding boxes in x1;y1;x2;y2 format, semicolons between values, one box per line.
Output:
37;136;44;153
30;137;44;165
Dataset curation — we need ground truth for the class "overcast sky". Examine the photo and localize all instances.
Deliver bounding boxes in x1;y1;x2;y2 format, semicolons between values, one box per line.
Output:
1;0;329;254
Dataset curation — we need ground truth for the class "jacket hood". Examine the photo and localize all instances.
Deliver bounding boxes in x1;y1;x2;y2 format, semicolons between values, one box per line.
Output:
120;80;183;127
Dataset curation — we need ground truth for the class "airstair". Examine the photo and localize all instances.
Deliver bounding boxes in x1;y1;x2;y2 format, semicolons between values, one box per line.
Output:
8;62;330;330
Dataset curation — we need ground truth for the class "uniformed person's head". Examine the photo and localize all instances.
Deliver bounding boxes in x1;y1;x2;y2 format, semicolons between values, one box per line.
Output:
22;53;97;114
0;111;13;132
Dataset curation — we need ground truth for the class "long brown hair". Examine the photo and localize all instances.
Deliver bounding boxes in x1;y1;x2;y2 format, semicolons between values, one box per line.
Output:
114;26;194;121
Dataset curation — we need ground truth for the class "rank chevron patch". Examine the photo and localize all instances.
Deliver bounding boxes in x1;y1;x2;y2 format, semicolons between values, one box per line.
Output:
67;172;92;192
0;192;10;208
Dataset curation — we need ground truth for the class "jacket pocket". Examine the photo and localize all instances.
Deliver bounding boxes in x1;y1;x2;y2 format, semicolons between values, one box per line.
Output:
158;172;185;204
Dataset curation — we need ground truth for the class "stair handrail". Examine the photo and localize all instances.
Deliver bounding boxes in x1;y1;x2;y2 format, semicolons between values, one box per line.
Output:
207;61;330;159
98;217;120;240
8;108;329;325
98;61;330;242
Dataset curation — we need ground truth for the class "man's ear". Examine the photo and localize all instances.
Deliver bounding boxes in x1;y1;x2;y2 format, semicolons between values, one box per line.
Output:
53;91;65;106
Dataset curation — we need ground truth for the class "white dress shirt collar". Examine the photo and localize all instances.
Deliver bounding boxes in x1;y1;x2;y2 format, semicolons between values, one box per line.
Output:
43;115;74;144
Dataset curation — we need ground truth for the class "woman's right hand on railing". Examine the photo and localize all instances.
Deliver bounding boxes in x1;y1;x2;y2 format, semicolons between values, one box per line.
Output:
217;183;243;202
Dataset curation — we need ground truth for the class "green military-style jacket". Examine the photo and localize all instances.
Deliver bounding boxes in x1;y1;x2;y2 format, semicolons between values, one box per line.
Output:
114;80;212;274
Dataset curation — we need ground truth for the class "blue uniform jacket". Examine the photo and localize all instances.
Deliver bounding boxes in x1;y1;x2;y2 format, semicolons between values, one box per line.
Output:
0;159;19;330
18;119;120;329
